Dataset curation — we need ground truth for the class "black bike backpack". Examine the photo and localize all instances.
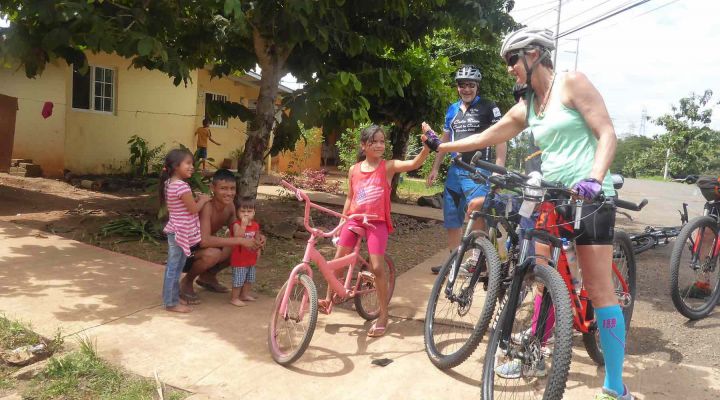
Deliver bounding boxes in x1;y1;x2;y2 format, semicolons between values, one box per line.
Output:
697;176;720;201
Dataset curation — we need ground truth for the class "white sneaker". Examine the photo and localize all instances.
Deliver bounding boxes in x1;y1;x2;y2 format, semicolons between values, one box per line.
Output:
494;359;547;379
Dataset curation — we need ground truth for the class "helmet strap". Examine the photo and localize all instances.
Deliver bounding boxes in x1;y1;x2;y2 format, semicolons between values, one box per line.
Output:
521;48;550;127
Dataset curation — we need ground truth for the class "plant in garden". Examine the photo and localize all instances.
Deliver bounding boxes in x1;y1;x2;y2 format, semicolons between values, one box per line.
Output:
101;217;163;244
280;169;341;194
128;135;165;176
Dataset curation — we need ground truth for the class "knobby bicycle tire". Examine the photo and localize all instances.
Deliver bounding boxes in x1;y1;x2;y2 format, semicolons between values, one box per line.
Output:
631;234;656;254
669;216;720;320
423;237;502;369
481;264;573;400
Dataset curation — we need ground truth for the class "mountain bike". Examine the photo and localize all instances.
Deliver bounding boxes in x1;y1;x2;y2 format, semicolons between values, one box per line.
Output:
669;196;720;320
470;159;638;400
423;159;503;369
629;203;688;255
268;181;396;365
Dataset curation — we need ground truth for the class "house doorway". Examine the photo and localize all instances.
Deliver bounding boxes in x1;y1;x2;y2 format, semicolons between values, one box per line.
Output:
0;94;18;172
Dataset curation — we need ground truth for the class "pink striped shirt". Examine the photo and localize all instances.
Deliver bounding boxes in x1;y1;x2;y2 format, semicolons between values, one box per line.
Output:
163;179;201;256
348;160;394;233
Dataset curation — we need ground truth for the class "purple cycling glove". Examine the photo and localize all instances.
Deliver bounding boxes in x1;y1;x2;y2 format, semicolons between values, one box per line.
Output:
423;129;441;152
572;178;602;200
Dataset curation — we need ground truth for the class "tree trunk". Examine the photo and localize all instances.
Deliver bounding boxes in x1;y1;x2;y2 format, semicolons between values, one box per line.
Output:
389;122;414;202
237;30;291;198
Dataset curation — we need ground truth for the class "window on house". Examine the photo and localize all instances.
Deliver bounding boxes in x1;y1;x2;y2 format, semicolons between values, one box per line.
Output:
72;66;115;113
205;92;228;128
246;99;260;131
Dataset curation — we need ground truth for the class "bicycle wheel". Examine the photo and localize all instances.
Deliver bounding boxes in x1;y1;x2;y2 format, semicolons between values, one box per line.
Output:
268;274;318;365
583;230;637;366
481;265;573;400
424;237;502;369
670;216;720;320
355;255;397;320
631;234;655;254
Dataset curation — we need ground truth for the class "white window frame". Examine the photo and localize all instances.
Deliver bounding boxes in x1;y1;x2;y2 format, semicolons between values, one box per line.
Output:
71;65;116;114
205;92;228;128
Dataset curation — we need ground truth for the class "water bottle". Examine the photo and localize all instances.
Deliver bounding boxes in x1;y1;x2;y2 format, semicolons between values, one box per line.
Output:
561;238;581;293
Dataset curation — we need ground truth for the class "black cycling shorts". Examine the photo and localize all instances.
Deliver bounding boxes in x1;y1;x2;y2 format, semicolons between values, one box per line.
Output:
535;200;616;246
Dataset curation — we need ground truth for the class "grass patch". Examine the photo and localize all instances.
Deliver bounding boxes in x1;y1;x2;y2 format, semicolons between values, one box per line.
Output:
0;315;63;354
397;177;443;199
25;337;187;400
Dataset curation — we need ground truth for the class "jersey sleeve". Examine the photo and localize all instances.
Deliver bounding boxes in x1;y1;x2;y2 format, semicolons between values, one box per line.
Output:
490;102;502;124
443;103;457;134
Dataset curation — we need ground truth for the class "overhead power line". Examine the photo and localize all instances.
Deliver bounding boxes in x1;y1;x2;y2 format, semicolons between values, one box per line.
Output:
513;0;559;13
556;0;654;38
577;0;681;38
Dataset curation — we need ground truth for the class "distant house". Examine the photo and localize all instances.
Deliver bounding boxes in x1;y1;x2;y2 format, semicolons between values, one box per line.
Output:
0;51;321;177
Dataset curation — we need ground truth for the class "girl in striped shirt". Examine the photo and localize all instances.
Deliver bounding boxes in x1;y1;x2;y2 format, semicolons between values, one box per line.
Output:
159;149;211;313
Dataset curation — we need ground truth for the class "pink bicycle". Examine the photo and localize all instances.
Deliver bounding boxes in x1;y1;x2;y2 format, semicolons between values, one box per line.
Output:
268;181;396;365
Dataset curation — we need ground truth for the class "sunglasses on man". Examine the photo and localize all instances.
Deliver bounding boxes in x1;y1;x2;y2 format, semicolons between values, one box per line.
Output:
457;82;477;89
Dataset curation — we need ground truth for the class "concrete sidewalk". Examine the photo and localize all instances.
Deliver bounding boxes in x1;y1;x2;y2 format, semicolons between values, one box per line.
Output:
1;221;719;399
257;185;444;221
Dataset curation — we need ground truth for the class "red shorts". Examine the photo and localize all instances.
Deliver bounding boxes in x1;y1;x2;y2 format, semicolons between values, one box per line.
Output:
337;220;389;255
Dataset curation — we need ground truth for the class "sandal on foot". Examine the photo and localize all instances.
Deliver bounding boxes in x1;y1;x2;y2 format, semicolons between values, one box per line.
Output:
368;322;387;338
196;280;230;293
318;299;331;314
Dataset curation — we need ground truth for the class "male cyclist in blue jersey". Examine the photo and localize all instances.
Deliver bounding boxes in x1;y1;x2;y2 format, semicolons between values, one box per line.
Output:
426;64;507;275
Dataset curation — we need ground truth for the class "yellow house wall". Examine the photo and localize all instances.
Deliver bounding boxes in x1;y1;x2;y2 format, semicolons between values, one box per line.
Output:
64;52;199;174
274;140;322;172
0;62;68;176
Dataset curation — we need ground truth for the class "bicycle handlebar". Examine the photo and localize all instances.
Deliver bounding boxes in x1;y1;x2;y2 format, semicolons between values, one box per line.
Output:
280;180;377;238
614;198;648;212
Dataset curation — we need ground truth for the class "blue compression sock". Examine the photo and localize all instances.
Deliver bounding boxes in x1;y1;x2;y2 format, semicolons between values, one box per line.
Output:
596;305;626;394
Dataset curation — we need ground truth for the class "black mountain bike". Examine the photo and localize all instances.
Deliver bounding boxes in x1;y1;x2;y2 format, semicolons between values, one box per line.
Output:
423;159;503;369
630;203;688;254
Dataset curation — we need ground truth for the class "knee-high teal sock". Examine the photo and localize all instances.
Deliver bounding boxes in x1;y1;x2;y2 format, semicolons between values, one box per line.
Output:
596;305;626;394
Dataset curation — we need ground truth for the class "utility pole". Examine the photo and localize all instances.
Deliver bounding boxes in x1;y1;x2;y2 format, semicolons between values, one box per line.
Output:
663;149;670;180
553;0;563;67
639;107;648;136
563;38;580;70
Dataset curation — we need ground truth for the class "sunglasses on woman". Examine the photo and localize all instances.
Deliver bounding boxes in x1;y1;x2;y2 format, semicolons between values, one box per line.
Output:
505;52;521;67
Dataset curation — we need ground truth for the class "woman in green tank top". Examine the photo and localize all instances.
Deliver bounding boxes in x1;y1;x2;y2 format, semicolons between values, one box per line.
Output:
427;27;633;400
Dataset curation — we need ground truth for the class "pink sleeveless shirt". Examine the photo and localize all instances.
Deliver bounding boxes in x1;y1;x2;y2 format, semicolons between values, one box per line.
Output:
348;160;394;233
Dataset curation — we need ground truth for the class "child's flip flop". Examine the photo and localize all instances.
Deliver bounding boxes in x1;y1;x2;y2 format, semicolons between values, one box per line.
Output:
368;321;387;338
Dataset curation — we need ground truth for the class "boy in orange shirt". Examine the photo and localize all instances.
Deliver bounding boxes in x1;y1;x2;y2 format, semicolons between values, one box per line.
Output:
195;117;221;171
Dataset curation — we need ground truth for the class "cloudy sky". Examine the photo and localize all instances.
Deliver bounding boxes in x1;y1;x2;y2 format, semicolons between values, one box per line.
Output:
509;0;720;137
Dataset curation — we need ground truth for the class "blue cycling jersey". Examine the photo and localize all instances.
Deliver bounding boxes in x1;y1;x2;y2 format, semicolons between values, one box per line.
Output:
443;96;502;163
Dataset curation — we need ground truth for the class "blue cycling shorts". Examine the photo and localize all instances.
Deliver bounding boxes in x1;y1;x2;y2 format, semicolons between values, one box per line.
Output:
443;163;490;229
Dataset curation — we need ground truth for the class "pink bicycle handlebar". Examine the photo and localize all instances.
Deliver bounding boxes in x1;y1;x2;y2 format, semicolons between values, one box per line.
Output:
280;180;377;237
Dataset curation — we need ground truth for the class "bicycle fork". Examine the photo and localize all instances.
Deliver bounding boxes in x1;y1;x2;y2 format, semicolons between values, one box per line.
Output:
445;215;486;301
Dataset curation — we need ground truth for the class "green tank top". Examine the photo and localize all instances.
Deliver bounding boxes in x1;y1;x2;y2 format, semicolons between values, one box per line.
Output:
528;77;616;196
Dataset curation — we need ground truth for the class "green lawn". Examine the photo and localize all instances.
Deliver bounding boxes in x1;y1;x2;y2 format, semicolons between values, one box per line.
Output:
397;177;443;199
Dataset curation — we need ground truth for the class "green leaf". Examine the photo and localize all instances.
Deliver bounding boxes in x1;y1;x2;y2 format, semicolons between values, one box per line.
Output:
352;77;362;92
339;72;349;85
137;37;154;57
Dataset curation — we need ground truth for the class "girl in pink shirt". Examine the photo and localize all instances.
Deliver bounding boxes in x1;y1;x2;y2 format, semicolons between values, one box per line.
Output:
321;125;431;337
159;149;210;313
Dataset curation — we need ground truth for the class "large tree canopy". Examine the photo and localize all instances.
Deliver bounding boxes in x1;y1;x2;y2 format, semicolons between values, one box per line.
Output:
1;0;516;196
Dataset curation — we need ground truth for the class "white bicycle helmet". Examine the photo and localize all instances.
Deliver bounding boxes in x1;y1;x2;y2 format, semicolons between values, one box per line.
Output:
455;64;482;83
500;27;556;58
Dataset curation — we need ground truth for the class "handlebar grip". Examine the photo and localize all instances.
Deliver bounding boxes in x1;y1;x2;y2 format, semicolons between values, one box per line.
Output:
614;198;648;211
453;156;478;173
470;157;509;176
